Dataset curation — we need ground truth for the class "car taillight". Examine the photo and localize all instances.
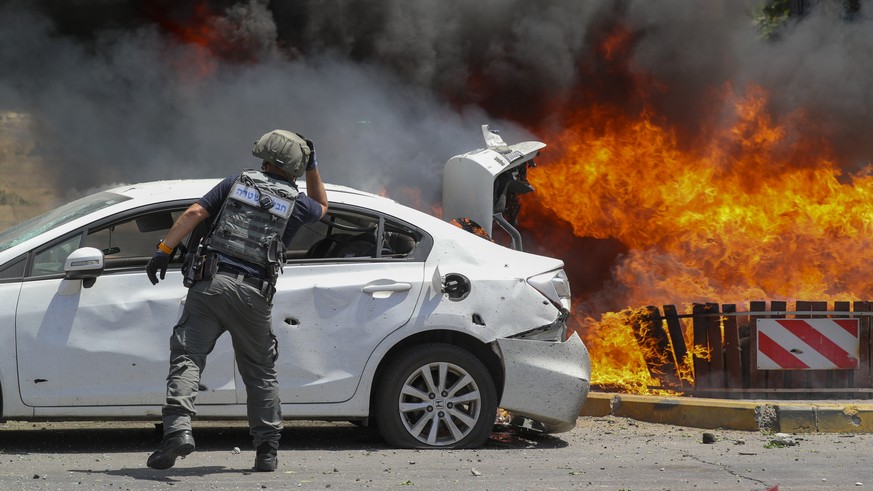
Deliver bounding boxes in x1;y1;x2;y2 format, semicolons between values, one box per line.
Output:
527;269;571;311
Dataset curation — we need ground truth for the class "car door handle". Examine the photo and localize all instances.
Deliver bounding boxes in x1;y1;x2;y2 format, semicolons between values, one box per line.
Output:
362;282;412;294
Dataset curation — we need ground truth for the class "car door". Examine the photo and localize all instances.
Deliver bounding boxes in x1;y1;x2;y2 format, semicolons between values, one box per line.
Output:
252;205;429;403
15;206;237;408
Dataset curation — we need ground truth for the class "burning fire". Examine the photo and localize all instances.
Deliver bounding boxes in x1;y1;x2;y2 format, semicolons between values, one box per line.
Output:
522;83;873;393
145;1;277;78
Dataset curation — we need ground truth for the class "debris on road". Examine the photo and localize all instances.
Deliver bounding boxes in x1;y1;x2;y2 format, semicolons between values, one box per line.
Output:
766;433;798;447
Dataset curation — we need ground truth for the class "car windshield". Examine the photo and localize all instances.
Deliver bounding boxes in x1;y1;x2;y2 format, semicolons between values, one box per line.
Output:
0;191;131;253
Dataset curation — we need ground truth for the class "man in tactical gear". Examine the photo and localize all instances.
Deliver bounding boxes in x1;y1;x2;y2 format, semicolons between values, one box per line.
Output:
145;130;328;472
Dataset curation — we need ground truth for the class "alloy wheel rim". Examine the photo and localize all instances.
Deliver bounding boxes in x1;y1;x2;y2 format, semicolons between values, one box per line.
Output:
397;361;482;446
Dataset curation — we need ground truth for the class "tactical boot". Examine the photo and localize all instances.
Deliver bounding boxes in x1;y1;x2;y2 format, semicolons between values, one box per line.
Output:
254;443;278;472
147;430;196;470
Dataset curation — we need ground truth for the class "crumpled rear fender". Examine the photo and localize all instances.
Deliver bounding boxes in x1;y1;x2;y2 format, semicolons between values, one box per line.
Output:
495;331;591;433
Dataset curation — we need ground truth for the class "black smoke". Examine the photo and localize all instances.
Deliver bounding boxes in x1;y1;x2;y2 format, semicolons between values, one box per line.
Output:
4;1;872;201
0;0;533;202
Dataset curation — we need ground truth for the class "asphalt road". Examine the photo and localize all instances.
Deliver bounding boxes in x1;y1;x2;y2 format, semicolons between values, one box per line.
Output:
1;416;871;490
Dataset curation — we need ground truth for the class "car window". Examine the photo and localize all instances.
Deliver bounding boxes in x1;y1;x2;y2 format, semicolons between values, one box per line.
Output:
0;191;130;253
287;207;424;261
32;234;84;277
24;208;188;279
82;209;185;268
0;255;26;280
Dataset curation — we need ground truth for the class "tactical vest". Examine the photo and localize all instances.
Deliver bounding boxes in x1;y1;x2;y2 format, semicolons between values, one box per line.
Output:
207;170;299;271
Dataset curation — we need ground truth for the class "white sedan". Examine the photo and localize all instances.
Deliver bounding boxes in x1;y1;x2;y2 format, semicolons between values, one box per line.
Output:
0;129;590;449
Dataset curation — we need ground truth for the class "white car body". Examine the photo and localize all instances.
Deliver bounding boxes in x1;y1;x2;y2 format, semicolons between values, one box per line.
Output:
0;131;590;448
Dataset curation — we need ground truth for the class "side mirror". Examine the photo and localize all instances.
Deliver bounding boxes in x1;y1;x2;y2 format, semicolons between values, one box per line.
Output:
64;247;105;288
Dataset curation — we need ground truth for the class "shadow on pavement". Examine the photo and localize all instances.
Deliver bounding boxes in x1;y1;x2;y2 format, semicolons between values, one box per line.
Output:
70;465;245;482
0;421;568;454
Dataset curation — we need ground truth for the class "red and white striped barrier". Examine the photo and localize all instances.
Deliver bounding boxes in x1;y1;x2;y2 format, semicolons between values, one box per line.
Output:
757;318;859;370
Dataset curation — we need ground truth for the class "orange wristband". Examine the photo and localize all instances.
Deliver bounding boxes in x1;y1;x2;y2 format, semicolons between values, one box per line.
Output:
157;241;173;255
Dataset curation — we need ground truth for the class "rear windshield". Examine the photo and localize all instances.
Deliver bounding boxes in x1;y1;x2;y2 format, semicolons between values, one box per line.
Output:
0;191;131;253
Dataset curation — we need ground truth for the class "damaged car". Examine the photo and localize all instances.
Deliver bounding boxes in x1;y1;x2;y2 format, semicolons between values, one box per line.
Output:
0;126;590;449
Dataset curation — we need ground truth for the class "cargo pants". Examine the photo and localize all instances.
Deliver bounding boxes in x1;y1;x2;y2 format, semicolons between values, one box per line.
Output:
161;273;281;450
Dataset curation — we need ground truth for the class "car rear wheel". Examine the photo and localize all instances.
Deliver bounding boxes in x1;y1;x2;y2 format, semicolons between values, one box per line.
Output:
375;343;497;449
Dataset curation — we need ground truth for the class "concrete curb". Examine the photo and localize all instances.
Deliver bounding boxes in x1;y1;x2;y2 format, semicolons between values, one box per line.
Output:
580;392;873;433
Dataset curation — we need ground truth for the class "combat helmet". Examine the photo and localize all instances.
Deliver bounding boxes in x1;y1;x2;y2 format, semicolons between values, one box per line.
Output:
252;129;312;179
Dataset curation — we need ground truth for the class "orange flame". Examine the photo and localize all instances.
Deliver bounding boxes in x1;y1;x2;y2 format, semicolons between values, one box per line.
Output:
522;82;873;392
145;2;221;79
149;1;271;79
600;26;633;62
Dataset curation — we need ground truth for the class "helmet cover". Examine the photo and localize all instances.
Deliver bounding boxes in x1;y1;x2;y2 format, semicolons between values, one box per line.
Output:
252;129;311;179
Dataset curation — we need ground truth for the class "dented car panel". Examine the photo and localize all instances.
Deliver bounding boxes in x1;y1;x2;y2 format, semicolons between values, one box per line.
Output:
15;270;237;408
496;332;591;433
414;212;564;341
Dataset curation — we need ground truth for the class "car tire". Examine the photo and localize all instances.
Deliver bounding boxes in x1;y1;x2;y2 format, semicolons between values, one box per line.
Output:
375;343;497;449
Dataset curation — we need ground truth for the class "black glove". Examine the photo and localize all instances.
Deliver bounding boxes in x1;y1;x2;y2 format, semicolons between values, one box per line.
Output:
304;139;317;171
146;250;170;285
